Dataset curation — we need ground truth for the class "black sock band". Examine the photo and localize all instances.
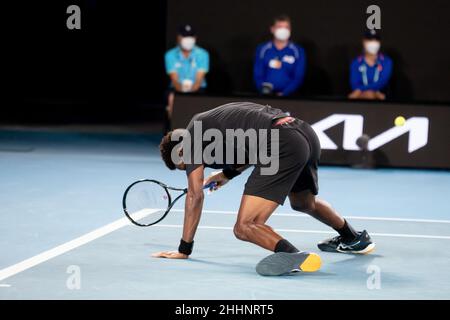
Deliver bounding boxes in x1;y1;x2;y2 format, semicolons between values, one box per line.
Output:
335;219;358;242
178;239;194;255
274;239;299;253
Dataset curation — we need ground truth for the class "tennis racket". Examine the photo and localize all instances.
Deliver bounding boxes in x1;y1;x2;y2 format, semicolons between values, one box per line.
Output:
122;179;216;227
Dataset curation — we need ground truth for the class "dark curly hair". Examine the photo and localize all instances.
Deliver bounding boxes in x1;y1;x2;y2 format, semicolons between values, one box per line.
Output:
159;131;179;170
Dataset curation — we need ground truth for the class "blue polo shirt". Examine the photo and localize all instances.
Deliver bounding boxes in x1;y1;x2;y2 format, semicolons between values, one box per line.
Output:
253;41;306;96
165;46;209;88
350;53;393;91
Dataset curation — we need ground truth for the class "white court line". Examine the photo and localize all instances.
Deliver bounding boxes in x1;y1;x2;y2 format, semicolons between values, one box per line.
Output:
0;209;158;283
1;208;449;283
172;209;450;224
156;224;450;240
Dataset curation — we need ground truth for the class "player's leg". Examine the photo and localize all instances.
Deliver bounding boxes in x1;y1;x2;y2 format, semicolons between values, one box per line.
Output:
289;120;375;254
233;194;321;275
286;120;353;236
289;190;346;231
233;194;288;252
238;125;322;275
289;189;375;254
235;124;311;252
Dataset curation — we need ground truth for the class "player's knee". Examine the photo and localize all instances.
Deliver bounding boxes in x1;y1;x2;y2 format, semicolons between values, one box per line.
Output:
233;223;245;240
291;197;316;213
233;222;251;241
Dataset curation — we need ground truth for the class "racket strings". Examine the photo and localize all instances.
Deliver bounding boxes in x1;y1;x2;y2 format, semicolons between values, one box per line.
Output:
124;181;170;226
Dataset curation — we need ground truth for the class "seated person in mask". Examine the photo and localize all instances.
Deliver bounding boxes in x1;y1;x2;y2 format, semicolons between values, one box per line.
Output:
164;24;210;132
348;30;393;100
253;15;306;97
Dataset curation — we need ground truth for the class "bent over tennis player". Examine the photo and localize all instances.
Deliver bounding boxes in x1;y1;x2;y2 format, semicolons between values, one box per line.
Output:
154;102;375;276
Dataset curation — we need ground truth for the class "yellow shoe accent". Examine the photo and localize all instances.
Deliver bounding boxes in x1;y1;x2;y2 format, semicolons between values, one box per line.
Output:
299;253;322;272
360;243;376;255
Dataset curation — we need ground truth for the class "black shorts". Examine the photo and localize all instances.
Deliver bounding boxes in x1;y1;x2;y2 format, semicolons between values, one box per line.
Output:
243;119;321;205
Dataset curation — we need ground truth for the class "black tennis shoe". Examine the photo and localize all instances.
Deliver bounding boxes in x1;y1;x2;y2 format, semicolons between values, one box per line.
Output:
317;230;375;254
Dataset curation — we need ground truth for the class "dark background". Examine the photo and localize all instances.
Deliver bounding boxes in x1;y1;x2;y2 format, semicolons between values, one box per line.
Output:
4;0;168;123
167;0;450;101
3;0;450;125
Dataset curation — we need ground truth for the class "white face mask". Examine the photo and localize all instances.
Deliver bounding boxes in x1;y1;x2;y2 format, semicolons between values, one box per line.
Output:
274;28;291;41
180;37;196;51
365;41;380;55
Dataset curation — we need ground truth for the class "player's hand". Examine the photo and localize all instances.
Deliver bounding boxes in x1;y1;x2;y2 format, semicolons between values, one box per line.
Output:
151;251;188;259
204;171;229;192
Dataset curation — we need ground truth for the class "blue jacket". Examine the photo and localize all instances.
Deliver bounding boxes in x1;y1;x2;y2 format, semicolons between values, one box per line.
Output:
253;41;306;96
350;53;393;91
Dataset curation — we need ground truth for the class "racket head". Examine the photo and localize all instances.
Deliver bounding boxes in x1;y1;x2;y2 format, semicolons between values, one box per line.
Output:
122;179;172;227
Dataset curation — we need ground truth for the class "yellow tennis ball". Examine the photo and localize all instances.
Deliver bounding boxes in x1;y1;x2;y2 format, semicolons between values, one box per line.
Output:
394;116;406;126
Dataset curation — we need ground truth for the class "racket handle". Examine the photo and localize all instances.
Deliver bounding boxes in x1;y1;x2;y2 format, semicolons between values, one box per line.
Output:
203;181;217;190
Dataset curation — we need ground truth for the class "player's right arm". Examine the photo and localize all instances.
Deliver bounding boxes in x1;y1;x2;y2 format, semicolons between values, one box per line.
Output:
152;165;205;259
182;165;205;243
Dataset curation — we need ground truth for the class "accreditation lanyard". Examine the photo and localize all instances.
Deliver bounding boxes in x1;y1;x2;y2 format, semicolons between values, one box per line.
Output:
179;50;197;81
359;60;381;86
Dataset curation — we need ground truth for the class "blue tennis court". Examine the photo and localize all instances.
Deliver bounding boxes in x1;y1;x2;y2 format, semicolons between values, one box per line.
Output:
1;129;449;299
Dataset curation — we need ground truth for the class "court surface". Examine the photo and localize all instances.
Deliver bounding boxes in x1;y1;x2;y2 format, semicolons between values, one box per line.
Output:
1;128;449;299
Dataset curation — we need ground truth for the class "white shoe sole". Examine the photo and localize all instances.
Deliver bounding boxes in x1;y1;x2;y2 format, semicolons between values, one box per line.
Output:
336;242;376;254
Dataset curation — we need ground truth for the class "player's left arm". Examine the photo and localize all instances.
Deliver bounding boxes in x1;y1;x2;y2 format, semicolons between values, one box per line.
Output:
203;164;251;192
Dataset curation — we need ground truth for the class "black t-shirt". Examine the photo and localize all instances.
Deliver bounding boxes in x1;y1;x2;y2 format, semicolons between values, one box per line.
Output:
184;102;289;176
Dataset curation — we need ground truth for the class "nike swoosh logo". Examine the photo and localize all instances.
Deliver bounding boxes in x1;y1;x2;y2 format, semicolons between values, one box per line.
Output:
338;240;361;250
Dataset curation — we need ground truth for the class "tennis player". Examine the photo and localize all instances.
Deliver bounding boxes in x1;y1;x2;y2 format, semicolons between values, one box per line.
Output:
154;102;375;276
